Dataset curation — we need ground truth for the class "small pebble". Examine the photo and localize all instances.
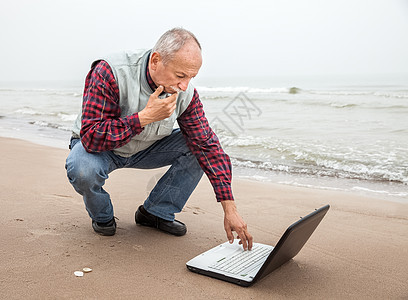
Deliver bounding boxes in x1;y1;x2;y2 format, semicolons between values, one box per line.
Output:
82;267;92;273
74;271;84;277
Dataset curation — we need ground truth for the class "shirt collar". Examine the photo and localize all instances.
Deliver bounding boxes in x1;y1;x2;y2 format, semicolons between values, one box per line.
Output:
145;55;158;91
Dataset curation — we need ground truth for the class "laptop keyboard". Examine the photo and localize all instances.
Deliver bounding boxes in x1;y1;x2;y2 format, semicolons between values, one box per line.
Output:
209;244;272;275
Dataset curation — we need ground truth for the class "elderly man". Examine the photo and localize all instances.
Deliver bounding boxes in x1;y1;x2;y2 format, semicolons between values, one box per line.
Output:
65;28;253;250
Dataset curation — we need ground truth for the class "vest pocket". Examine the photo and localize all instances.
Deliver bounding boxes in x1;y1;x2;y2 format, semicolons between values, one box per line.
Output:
155;115;176;138
136;114;175;142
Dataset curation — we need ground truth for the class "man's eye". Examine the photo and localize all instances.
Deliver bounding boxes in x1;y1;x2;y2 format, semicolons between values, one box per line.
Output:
176;75;185;78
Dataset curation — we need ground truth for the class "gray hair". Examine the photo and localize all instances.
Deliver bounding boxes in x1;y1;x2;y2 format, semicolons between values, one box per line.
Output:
152;27;201;65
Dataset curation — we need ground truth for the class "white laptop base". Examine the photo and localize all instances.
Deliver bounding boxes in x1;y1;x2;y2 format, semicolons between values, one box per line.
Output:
186;240;273;283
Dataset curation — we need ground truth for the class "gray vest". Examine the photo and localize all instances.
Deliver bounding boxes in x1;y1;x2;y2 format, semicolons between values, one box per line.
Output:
73;49;195;157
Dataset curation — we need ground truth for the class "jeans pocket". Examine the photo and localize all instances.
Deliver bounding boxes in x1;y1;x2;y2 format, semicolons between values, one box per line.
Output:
69;137;80;150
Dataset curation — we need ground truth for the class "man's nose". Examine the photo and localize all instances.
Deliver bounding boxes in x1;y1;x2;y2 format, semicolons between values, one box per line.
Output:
178;78;190;91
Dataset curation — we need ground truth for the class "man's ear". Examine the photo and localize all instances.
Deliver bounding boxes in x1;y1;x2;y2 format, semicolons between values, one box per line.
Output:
150;52;161;71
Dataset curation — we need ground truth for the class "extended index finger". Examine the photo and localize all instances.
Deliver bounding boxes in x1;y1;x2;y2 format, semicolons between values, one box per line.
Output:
246;230;253;250
236;228;249;250
152;85;164;97
238;228;253;251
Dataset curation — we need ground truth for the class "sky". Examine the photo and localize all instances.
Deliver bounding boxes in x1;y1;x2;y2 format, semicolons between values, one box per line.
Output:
0;0;407;84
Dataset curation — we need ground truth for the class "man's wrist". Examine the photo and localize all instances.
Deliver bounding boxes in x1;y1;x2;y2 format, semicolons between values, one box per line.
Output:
221;200;236;214
138;110;153;128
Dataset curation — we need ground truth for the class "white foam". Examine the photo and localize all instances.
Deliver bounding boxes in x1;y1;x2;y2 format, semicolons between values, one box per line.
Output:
351;186;408;198
15;108;40;115
196;86;288;93
57;113;77;122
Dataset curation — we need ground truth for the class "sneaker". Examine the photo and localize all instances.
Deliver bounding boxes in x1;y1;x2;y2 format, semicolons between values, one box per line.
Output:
92;218;116;236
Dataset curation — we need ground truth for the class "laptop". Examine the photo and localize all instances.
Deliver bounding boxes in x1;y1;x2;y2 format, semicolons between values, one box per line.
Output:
186;205;330;287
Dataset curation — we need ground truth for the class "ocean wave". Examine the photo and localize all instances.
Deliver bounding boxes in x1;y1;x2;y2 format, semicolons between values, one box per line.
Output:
307;89;408;99
220;133;407;185
46;91;82;97
196;85;408;100
230;156;407;185
15;108;41;115
280;99;408;110
197;86;291;94
0;87;82;97
14;108;77;121
373;91;408;99
28;120;71;131
57;113;77;122
329;103;358;108
351;187;408;198
274;181;408;199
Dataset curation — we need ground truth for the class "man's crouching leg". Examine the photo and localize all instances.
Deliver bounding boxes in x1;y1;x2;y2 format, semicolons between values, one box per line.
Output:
134;130;204;236
65;138;116;236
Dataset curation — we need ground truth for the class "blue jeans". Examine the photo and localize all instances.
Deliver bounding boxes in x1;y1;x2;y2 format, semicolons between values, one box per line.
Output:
65;129;203;223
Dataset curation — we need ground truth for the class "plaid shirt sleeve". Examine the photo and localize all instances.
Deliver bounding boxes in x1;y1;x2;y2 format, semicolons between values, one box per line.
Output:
178;89;234;202
80;60;143;152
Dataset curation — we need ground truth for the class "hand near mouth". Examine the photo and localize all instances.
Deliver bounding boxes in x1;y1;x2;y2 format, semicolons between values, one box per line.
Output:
138;85;178;127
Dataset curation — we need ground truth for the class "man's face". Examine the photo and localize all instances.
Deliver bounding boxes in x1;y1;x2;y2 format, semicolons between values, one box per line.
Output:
149;42;202;94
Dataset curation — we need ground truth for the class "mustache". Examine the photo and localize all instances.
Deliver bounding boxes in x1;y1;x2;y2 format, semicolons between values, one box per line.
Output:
169;86;182;93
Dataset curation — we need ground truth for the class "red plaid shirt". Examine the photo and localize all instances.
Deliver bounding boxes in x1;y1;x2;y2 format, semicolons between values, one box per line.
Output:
80;60;233;201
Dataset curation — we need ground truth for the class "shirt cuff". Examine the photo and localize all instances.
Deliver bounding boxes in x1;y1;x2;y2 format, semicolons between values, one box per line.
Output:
127;113;144;135
214;184;234;202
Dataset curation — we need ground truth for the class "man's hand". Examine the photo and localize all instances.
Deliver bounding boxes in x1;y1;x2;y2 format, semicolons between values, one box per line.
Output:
138;86;178;127
221;200;253;250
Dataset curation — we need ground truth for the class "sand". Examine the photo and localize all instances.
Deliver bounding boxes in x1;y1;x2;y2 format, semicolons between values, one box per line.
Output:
0;137;407;299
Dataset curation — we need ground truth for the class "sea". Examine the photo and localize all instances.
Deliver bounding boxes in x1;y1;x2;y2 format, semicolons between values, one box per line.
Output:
0;73;407;202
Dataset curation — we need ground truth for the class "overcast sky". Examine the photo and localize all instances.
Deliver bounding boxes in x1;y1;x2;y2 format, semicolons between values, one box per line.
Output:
1;0;407;84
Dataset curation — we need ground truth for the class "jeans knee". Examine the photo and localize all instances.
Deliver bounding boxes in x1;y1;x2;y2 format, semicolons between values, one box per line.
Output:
66;157;106;191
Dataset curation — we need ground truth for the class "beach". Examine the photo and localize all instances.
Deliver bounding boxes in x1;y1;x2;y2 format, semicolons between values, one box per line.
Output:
1;136;407;299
